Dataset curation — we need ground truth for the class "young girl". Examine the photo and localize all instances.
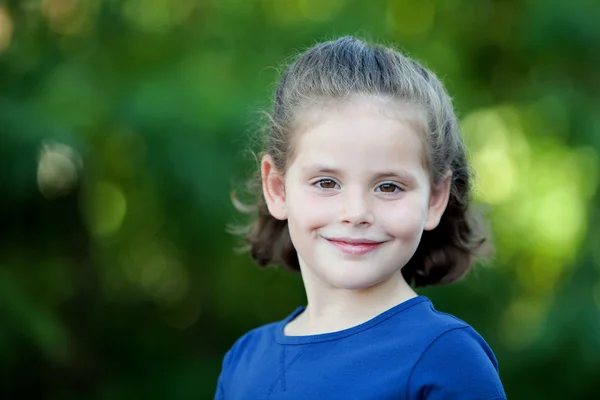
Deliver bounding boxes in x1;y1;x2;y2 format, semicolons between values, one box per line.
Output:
216;36;507;400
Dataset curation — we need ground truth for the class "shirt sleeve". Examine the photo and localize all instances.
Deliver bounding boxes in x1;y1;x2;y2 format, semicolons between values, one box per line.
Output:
214;348;233;400
406;326;507;400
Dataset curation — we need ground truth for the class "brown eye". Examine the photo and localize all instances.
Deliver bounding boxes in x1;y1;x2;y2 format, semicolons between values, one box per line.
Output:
378;183;400;193
316;179;338;189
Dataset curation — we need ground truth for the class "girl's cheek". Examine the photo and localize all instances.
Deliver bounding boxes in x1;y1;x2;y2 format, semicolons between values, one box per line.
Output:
288;189;335;222
378;197;426;231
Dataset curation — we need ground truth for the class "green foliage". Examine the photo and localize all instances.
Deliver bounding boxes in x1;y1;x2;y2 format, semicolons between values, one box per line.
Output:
0;0;599;398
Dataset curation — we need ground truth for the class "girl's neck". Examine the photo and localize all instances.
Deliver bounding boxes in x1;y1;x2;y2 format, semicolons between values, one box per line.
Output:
285;271;417;336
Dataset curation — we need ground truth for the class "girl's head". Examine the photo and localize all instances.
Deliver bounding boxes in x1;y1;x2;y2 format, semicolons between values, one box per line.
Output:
235;36;489;289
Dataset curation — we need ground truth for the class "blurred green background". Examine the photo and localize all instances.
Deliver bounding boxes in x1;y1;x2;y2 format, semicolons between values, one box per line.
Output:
1;0;599;398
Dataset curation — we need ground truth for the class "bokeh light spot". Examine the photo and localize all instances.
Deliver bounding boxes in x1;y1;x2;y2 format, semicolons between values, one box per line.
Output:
161;300;202;330
122;0;196;33
0;5;14;54
533;185;585;252
516;258;562;295
500;296;549;349
37;140;82;199
82;181;127;237
124;239;189;304
472;147;516;204
462;107;527;204
42;0;97;36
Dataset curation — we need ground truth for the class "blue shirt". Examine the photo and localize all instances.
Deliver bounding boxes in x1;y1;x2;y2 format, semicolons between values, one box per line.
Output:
215;296;506;400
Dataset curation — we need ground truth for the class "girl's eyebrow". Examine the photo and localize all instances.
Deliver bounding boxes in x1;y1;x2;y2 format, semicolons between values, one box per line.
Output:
303;164;418;184
305;165;341;175
373;170;417;185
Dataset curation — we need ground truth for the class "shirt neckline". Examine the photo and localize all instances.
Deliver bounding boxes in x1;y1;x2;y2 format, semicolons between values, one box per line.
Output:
275;295;429;345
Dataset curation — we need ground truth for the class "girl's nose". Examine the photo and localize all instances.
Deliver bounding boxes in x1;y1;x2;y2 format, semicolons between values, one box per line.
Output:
340;190;374;227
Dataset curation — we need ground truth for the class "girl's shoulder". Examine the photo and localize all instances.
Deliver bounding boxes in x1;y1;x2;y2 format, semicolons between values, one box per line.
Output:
405;323;505;399
227;320;279;356
403;300;506;399
408;298;494;356
391;296;473;337
222;307;300;365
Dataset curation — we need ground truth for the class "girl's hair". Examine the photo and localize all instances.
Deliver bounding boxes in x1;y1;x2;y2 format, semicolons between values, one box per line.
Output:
232;36;490;288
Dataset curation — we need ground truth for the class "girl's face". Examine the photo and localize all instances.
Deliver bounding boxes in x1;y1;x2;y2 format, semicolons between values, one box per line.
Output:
262;97;450;292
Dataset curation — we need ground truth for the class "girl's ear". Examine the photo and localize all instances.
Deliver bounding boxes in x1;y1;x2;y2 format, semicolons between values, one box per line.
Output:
424;171;452;231
261;154;287;220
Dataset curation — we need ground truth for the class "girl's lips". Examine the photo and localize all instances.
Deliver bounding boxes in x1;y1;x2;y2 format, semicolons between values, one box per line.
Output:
325;239;384;256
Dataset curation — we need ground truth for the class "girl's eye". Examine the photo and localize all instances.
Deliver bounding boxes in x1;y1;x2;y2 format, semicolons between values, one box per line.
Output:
377;183;401;193
315;179;339;189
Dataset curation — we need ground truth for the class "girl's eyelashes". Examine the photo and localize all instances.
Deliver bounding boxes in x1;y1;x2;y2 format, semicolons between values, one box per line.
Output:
311;179;404;193
376;182;403;194
313;178;340;190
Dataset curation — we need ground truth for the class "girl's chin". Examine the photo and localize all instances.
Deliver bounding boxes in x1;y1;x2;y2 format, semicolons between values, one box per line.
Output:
326;270;399;291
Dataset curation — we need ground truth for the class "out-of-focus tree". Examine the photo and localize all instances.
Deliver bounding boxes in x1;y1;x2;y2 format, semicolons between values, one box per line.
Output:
0;0;599;398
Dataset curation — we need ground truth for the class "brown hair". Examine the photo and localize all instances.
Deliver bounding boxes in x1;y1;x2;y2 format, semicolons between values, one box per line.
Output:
232;36;491;287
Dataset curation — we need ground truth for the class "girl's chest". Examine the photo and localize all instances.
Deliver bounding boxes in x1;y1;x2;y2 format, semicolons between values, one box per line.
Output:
228;343;417;400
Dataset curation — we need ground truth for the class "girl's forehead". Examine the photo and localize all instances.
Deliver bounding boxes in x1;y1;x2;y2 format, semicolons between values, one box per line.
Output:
289;109;429;175
282;96;433;176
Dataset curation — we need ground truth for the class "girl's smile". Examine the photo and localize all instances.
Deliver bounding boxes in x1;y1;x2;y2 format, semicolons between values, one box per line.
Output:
321;236;388;256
